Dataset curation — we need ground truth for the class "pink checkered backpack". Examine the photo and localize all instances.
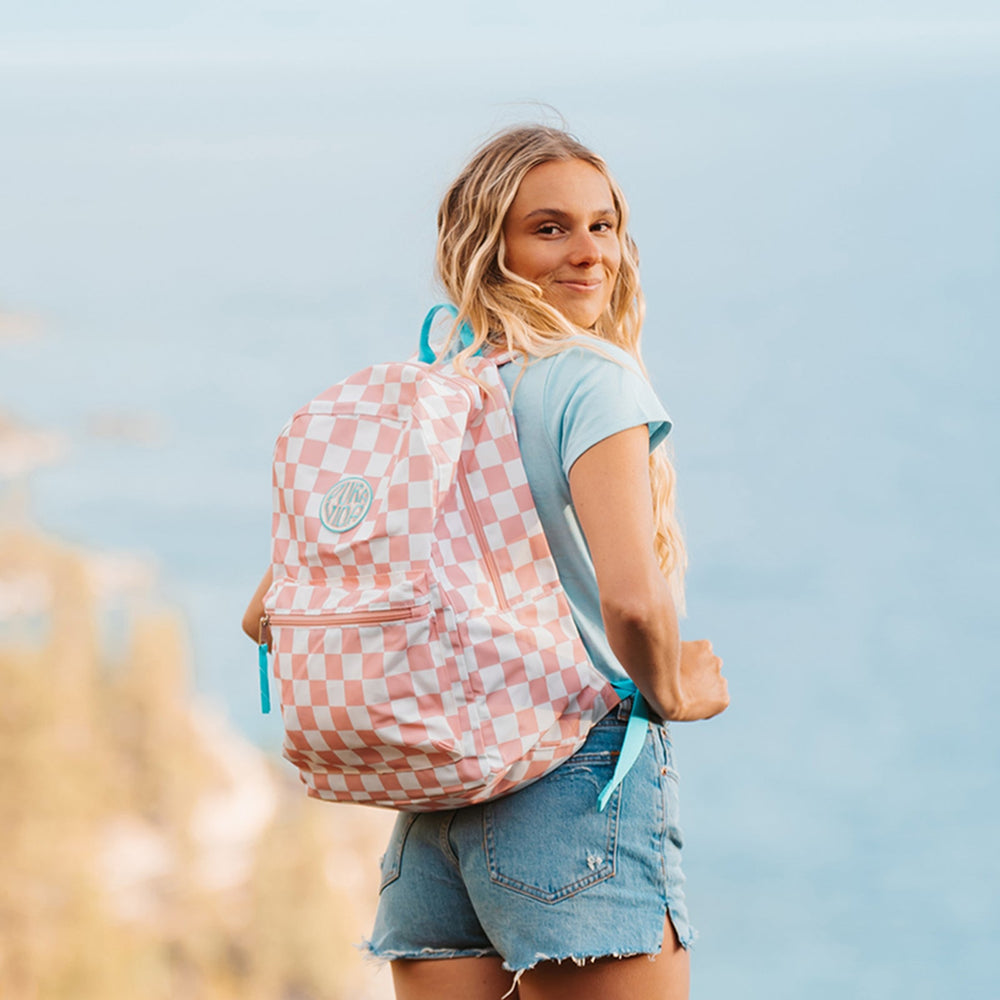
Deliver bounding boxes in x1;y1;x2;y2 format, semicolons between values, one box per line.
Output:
258;305;645;811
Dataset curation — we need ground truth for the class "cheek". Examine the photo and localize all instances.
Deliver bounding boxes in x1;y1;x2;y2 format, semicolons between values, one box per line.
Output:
506;239;558;284
605;252;623;293
606;241;623;276
503;238;534;282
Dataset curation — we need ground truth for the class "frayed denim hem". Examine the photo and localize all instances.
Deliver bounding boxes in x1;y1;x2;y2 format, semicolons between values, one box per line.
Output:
359;939;500;967
499;904;696;982
503;949;653;973
500;950;661;995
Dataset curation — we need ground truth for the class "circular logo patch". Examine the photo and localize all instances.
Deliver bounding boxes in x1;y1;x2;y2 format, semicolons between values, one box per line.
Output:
319;477;373;532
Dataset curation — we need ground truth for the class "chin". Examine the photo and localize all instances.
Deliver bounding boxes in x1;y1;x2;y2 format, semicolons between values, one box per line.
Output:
555;306;600;329
544;293;606;330
572;312;603;330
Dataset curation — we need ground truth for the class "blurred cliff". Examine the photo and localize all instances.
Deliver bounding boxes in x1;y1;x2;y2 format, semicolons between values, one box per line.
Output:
0;400;395;999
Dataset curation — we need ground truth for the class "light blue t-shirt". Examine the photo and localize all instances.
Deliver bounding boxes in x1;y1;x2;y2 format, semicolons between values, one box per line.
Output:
497;338;672;685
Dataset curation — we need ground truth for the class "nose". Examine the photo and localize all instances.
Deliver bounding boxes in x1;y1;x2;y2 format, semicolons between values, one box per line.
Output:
568;228;601;266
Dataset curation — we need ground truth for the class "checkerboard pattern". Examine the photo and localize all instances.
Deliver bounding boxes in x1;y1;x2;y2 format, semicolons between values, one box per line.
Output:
266;357;620;810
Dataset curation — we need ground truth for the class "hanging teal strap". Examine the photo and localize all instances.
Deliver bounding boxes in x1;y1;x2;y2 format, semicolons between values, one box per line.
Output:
418;303;478;362
597;680;651;812
258;643;271;714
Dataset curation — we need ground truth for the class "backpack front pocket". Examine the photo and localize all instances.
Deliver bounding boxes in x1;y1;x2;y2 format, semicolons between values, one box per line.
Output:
268;602;469;774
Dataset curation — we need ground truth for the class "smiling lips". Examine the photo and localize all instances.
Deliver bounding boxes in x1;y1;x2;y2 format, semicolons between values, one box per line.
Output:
557;279;603;292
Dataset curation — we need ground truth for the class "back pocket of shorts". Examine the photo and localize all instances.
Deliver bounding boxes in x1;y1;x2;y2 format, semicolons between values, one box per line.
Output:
483;752;621;904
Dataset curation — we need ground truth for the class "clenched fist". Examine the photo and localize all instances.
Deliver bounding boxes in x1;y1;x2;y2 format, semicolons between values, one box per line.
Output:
666;639;730;721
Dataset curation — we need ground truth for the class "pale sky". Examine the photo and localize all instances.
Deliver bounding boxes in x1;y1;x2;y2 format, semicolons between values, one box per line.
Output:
1;1;998;69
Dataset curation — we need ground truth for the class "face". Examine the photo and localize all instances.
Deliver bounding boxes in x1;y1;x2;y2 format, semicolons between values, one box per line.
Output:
502;158;622;329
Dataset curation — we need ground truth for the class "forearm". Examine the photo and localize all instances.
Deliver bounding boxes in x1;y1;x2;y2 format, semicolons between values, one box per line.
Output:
601;575;684;720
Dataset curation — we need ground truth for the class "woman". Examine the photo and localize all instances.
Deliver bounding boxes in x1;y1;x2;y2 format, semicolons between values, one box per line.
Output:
244;125;728;1000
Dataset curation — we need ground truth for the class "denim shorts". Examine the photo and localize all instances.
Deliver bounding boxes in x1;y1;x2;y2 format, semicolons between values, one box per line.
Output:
364;701;696;973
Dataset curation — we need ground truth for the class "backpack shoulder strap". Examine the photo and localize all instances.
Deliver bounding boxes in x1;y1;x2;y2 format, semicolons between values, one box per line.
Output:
419;303;479;363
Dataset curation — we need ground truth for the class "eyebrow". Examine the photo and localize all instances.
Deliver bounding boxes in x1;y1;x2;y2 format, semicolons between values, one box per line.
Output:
522;207;618;221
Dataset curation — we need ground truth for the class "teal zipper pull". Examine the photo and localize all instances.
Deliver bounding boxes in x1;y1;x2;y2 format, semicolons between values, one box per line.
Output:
258;615;271;714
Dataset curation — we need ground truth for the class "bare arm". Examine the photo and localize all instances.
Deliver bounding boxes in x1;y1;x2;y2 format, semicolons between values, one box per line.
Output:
568;426;728;722
242;567;273;643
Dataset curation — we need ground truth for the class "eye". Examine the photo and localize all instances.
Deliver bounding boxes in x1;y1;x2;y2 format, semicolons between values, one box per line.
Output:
591;220;616;233
535;222;563;236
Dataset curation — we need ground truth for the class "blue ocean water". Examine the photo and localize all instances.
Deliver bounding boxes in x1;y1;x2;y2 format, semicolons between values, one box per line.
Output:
1;44;998;998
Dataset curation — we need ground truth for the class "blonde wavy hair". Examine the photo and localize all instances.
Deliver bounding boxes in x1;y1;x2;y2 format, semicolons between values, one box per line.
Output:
435;124;687;612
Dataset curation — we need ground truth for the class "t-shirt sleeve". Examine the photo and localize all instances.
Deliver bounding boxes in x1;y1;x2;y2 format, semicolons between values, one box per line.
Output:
545;344;673;478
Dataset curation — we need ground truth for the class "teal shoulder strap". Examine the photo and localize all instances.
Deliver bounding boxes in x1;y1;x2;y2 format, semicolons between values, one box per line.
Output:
419;303;479;363
597;680;650;811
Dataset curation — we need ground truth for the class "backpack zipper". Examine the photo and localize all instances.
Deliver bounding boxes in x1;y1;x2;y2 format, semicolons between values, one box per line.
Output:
425;366;510;610
265;605;425;627
457;469;510;612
